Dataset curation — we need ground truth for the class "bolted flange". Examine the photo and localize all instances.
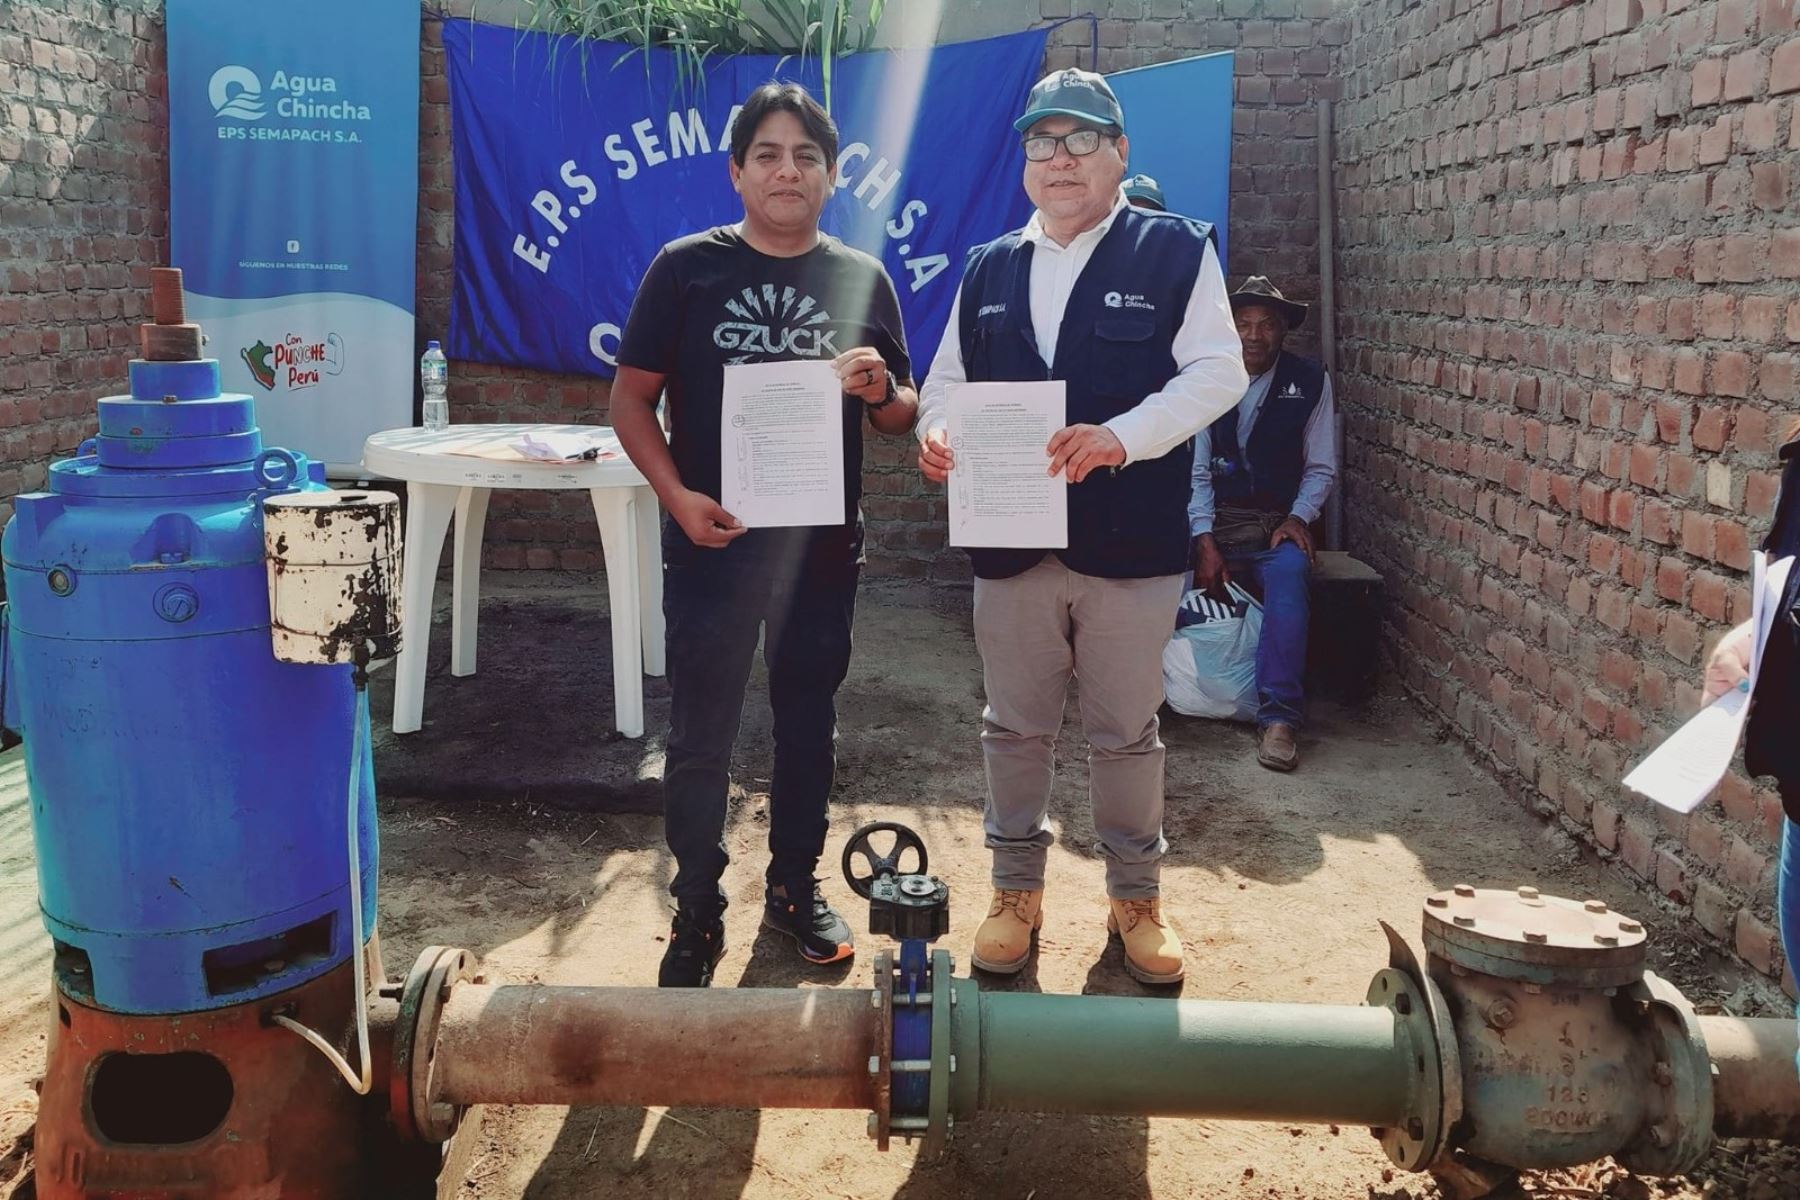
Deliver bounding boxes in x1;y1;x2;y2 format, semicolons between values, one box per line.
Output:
1422;885;1646;990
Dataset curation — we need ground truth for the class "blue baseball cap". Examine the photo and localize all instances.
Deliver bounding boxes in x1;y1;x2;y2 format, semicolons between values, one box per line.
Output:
1014;68;1125;135
1123;174;1166;211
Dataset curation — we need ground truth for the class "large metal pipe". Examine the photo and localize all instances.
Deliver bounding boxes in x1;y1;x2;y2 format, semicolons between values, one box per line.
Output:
964;992;1412;1125
433;984;880;1110
1700;1014;1800;1142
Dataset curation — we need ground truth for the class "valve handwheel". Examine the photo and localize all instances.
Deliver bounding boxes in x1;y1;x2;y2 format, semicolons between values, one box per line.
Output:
841;822;929;899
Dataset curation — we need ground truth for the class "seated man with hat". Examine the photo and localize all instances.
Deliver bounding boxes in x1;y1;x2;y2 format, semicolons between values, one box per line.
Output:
1188;276;1338;771
1123;173;1166;212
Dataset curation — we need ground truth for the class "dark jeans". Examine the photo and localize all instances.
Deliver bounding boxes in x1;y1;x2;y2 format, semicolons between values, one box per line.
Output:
662;553;858;911
1225;542;1311;729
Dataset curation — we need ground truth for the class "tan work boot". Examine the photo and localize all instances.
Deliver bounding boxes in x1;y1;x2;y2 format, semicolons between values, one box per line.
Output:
1258;722;1299;772
970;888;1044;974
1107;897;1185;984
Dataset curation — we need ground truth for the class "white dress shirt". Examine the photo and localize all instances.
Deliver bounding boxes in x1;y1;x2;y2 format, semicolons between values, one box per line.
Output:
918;190;1248;466
1188;358;1339;536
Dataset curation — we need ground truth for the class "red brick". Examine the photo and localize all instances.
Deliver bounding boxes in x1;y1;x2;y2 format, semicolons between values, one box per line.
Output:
1737;910;1782;978
1680;511;1715;558
1694;878;1736;941
1656;555;1689;602
1693;406;1730;451
1724;48;1768;101
1773;37;1800;94
1691;570;1731;621
1715;520;1753;569
1714;351;1754;397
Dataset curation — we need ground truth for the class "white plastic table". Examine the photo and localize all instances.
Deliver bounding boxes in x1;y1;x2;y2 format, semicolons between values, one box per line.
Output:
362;424;665;739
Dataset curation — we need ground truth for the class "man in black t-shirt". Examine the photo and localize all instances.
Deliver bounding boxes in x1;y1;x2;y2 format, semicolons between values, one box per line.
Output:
612;82;918;987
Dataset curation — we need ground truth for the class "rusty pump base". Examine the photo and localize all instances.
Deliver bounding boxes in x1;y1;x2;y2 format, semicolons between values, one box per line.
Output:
374;828;1800;1194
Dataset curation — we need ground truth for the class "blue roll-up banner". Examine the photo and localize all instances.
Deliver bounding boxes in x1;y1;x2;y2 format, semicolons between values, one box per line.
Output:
444;21;1049;378
1105;52;1236;264
166;0;419;470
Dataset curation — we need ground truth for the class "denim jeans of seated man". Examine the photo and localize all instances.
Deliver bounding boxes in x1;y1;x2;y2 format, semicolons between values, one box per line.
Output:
1221;541;1311;730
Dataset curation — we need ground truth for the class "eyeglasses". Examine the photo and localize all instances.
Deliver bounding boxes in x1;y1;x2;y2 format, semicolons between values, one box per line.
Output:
1021;128;1114;162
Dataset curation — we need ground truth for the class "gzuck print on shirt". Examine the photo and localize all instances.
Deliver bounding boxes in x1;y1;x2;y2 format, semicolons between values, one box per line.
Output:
713;285;838;361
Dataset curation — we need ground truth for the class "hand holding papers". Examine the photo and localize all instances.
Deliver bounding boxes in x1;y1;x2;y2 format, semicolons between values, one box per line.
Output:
946;381;1068;549
721;361;845;528
1623;551;1794;813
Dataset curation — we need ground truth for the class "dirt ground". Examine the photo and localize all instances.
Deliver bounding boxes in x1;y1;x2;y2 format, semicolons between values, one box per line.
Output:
2;573;1799;1198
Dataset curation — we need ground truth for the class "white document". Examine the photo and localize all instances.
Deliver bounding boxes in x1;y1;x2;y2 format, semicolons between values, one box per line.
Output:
720;361;844;528
946;381;1068;549
1624;551;1793;813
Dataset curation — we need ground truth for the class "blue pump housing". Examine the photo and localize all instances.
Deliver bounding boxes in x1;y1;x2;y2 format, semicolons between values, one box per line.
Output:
0;357;376;1015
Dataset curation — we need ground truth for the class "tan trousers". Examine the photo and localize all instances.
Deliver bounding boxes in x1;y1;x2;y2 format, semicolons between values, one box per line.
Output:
972;556;1183;899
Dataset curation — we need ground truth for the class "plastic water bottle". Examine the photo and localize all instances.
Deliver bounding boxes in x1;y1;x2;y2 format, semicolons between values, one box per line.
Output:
420;340;448;432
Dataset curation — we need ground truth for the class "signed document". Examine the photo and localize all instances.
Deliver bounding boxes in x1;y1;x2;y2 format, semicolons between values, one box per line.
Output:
946;381;1068;549
721;360;845;528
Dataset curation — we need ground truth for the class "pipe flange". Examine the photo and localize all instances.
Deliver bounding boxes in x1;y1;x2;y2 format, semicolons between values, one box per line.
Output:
922;949;955;1159
1367;967;1446;1172
390;945;474;1144
869;949;894;1151
1422;886;1646;990
1381;921;1462;1170
1615;971;1714;1176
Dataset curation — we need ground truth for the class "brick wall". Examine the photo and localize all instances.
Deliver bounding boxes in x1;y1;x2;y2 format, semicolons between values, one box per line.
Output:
1335;0;1800;988
0;1;167;554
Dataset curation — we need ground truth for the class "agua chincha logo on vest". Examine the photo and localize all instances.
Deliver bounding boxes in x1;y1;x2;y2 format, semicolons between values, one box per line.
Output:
240;332;345;392
713;285;836;362
1103;291;1155;312
208;65;373;142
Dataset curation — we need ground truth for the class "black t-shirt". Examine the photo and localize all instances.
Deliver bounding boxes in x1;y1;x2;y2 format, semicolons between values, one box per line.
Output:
617;226;911;576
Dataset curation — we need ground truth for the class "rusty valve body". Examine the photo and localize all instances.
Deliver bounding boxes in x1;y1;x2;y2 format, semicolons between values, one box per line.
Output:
1422;886;1714;1175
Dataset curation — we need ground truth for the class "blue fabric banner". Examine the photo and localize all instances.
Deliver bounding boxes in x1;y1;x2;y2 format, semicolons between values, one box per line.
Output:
444;21;1050;379
166;0;419;468
1105;52;1236;265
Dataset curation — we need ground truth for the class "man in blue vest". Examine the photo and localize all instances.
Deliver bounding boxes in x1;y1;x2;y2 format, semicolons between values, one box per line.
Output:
916;70;1247;985
1189;276;1339;772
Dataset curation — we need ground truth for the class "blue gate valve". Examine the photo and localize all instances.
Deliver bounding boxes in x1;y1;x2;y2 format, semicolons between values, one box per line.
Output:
841;821;954;1154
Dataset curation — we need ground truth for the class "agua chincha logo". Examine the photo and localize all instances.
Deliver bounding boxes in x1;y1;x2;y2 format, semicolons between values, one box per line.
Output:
209;66;265;120
208;65;373;142
241;332;345;392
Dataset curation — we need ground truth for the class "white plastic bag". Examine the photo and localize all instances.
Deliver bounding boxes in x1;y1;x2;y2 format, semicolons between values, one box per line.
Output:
1162;582;1261;721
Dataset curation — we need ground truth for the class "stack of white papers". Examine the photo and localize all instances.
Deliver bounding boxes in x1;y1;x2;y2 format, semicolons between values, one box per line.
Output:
1623;550;1793;813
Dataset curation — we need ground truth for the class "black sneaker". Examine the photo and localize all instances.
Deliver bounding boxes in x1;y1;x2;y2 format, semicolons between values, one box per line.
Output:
762;879;856;965
658;905;727;987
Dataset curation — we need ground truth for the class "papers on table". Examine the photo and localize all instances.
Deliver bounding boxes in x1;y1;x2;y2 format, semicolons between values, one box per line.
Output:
437;427;621;463
515;429;616;462
1623;551;1793;813
720;360;845;528
946;381;1068;549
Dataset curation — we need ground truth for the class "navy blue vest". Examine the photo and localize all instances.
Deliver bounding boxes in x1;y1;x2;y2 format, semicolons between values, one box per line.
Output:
957;206;1214;580
1745;438;1800;819
1210;352;1326;516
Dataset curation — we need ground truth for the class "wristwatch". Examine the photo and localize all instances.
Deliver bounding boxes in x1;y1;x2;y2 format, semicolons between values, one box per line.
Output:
866;369;897;411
